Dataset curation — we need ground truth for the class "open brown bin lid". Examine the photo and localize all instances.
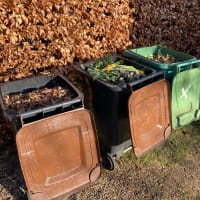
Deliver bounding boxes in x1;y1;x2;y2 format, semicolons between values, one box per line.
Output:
128;80;171;157
16;108;101;200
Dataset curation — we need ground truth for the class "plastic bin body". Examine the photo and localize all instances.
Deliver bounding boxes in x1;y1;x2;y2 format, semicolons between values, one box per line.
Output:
0;73;101;199
124;45;196;81
74;56;171;161
90;80;132;159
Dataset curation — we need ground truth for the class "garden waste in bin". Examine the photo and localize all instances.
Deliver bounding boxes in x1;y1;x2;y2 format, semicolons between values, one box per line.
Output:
74;55;171;170
0;73;101;200
123;45;196;81
124;46;200;130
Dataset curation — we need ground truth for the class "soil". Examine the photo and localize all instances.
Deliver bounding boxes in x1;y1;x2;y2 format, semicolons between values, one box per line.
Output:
69;123;200;200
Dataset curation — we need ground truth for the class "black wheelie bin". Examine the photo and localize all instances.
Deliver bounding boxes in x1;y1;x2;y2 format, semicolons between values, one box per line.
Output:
74;55;171;170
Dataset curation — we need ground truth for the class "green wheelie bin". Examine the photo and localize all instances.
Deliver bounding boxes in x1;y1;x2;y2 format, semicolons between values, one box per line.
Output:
123;46;200;130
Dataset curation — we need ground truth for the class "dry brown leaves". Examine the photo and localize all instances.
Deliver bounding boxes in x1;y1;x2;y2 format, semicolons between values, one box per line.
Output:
4;85;75;113
0;0;133;82
130;0;200;58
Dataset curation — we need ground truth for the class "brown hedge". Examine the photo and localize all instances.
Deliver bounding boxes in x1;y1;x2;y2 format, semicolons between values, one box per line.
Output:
0;0;133;82
130;0;200;58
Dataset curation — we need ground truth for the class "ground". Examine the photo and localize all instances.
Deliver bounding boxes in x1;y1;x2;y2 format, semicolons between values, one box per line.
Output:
69;122;200;200
0;121;200;200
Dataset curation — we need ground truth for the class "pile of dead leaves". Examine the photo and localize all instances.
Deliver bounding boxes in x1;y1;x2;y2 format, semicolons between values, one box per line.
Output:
0;0;133;82
3;86;75;113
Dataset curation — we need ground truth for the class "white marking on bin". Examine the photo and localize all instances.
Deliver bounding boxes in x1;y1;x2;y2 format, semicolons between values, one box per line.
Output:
157;124;162;129
180;84;192;99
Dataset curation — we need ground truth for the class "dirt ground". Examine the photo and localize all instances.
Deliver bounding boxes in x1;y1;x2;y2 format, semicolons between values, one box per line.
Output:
0;121;200;200
69;122;200;200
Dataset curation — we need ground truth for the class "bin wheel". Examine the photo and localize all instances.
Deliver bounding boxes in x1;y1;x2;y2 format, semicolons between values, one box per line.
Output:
102;154;116;170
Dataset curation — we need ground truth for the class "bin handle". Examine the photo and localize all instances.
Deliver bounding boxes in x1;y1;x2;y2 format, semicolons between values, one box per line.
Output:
19;98;82;124
195;86;200;120
175;59;200;73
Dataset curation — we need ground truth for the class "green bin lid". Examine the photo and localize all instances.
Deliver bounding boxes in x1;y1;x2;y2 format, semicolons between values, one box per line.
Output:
171;61;200;129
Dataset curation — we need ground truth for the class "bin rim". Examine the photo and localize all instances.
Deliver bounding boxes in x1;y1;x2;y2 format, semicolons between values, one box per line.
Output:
0;72;84;127
123;45;197;69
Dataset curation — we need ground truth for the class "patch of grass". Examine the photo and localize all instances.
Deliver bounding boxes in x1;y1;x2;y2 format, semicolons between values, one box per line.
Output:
134;148;165;167
119;123;200;168
164;123;200;164
119;145;167;168
165;132;192;163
